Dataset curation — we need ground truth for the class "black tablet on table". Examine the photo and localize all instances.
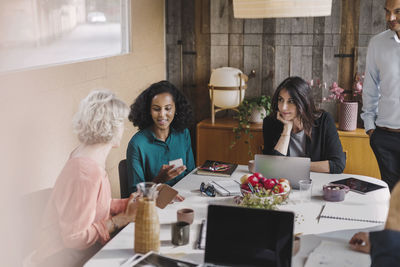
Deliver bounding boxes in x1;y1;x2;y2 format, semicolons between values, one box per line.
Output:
330;177;386;194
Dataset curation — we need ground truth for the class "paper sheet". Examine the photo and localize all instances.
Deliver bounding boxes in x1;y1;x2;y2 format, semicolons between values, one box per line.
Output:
304;240;370;267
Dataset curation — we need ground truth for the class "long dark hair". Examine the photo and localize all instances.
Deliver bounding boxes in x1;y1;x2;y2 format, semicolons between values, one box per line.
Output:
128;80;194;131
270;76;322;137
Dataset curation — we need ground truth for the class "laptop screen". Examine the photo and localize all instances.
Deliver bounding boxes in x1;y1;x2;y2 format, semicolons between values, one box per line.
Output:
205;205;294;267
255;154;310;189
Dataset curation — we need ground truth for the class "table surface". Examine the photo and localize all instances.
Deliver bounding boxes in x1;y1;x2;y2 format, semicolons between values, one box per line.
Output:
85;166;390;267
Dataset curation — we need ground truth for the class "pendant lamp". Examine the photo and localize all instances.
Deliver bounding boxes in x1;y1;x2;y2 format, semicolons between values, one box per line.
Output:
233;0;332;18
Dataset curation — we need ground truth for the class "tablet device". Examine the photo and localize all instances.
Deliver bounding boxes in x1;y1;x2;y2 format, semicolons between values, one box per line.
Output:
330;177;386;194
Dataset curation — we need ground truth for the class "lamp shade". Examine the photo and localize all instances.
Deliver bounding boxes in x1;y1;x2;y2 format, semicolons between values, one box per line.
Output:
209;67;246;109
209;67;246;88
233;0;332;18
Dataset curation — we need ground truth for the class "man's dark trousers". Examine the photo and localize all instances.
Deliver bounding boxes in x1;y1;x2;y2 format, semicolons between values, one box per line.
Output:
370;127;400;192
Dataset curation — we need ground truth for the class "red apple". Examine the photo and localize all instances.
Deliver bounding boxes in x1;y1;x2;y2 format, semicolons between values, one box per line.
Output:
255;182;264;187
273;184;284;194
263;179;276;189
253;172;263;179
241;183;250;191
259;177;268;185
247;175;259;186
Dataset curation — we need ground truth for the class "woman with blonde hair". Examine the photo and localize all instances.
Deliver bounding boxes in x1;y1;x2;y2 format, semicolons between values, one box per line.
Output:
28;90;138;267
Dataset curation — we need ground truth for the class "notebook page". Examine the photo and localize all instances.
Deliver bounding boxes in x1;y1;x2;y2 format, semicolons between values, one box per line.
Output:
321;203;388;224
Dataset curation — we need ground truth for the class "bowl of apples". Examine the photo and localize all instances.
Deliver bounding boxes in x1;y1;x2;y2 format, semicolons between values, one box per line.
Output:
235;172;291;209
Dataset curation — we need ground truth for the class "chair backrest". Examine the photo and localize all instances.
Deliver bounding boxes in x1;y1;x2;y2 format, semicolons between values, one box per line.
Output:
118;159;130;198
21;188;53;257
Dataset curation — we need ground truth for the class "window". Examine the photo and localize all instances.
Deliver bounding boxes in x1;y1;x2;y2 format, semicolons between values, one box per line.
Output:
0;0;131;73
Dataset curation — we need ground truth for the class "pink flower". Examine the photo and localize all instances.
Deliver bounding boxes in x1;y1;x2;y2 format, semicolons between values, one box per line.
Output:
328;82;345;103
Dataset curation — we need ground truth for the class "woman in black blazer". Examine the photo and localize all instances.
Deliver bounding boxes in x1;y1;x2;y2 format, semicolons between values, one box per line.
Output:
263;76;345;173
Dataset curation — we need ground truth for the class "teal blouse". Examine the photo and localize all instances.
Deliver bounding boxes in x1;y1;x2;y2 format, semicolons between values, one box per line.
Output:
126;127;195;192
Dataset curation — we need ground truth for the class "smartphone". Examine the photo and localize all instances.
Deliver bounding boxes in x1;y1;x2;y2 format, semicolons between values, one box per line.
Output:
169;158;183;171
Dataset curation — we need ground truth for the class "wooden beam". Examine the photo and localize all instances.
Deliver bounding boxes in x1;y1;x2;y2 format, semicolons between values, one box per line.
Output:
338;0;360;94
194;0;211;122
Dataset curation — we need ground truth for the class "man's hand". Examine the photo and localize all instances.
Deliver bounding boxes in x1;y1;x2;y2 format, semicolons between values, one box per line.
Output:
385;181;400;231
349;232;371;253
367;129;375;137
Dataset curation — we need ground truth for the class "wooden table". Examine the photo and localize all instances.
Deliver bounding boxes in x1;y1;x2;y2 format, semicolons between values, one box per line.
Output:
84;166;389;267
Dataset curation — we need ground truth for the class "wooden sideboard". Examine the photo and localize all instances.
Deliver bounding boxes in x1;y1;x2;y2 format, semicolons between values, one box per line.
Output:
337;127;380;179
196;118;381;179
196;118;263;166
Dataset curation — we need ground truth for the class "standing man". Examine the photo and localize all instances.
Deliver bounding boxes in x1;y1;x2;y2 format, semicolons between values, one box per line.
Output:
361;0;400;191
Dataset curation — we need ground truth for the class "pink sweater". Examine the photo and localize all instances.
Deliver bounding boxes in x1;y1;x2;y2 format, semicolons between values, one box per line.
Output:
34;157;128;262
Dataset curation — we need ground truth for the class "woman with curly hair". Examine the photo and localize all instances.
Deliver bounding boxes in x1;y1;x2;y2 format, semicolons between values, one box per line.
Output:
263;76;345;173
26;90;139;267
127;81;195;192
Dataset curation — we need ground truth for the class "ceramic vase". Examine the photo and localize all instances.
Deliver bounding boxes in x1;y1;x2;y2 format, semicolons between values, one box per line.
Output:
338;102;358;131
249;106;266;123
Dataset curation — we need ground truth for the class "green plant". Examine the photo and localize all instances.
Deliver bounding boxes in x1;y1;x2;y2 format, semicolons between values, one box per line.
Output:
239;192;287;210
230;95;272;155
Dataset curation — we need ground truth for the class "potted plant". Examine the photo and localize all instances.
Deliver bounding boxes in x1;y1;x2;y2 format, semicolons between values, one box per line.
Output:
230;95;272;155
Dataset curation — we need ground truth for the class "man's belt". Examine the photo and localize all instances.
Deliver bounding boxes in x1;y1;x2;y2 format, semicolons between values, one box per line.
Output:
377;126;400;133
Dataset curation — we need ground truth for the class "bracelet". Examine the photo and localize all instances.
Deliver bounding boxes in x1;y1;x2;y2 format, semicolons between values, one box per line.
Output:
281;134;290;136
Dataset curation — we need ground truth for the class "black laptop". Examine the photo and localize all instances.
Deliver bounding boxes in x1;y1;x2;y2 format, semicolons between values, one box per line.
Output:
204;205;295;267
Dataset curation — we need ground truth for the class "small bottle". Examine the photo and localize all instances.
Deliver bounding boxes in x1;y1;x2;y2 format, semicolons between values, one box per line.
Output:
134;182;160;253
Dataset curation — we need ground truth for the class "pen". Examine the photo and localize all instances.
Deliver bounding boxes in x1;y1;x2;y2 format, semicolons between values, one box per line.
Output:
197;219;206;249
316;204;326;223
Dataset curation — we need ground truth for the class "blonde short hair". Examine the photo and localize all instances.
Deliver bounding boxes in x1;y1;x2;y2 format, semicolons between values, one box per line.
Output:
73;90;129;145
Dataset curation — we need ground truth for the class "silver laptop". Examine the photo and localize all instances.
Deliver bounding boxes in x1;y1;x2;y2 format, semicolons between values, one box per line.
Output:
255;154;310;189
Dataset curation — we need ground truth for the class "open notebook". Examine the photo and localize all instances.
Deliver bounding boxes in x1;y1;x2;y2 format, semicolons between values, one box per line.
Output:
319;203;388;224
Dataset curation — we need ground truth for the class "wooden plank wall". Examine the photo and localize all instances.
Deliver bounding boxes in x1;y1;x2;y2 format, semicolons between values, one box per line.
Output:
166;0;387;123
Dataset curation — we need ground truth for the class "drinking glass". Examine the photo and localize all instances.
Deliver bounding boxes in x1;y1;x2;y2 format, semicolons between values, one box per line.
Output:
298;179;313;202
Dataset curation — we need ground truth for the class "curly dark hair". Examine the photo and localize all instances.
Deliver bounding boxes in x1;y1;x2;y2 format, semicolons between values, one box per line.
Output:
128;80;194;131
270;76;322;137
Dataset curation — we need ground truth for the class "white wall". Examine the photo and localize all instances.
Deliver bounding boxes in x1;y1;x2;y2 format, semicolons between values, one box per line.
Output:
0;0;165;264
